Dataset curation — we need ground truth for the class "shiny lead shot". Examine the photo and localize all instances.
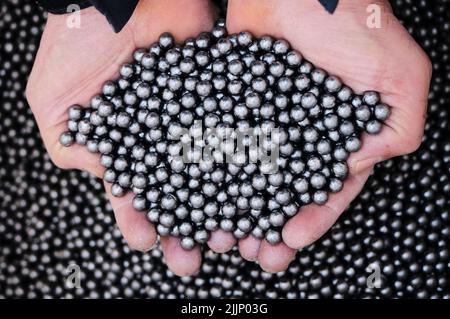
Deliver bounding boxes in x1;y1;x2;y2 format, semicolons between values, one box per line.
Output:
60;19;390;250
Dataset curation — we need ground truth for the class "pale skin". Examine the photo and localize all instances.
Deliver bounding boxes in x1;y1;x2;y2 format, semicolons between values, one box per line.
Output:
27;0;431;275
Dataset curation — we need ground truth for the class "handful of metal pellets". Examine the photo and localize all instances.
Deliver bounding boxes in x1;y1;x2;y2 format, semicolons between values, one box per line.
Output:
60;19;390;250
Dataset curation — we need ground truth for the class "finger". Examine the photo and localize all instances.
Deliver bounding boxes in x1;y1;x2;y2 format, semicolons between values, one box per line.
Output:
207;229;236;253
257;240;296;273
330;103;423;178
238;235;261;262
34;114;105;178
54;143;104;178
347;125;410;175
104;182;157;252
374;26;431;152
347;87;428;174
282;168;372;250
160;236;202;276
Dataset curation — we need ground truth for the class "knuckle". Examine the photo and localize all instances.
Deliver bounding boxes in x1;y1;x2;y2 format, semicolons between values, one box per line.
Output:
415;48;433;82
424;57;433;80
25;82;35;108
25;77;44;116
25;69;37;103
422;53;433;75
25;68;47;114
401;134;423;154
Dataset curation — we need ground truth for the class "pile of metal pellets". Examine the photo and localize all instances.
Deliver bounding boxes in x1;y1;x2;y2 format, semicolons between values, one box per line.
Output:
0;0;448;298
60;20;389;249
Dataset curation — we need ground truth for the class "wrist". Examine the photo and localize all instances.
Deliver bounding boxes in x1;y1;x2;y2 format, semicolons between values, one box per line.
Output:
129;0;215;41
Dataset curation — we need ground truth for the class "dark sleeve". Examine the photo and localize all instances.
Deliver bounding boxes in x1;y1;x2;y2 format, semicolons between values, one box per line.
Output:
36;0;338;34
318;0;339;13
35;0;93;14
35;0;139;33
90;0;139;33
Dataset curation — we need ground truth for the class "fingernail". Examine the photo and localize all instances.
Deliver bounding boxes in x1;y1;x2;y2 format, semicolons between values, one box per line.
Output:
352;156;383;175
132;233;157;252
146;240;158;252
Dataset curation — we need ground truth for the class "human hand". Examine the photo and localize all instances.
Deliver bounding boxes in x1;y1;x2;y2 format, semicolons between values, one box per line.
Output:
26;0;216;276
227;0;431;272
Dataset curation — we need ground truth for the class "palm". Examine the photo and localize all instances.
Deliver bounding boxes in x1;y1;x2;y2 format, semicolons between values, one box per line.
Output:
227;0;431;272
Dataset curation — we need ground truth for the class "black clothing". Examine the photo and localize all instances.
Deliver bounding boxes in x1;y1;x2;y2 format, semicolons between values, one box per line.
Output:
36;0;339;33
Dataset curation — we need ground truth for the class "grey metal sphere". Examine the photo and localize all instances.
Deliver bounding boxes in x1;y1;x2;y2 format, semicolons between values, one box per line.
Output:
59;132;74;147
180;237;195;250
265;229;282;245
313;190;328;205
366;120;382;134
374;103;391;121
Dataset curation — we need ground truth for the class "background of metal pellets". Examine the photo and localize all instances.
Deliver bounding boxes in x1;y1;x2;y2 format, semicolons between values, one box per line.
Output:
0;0;449;299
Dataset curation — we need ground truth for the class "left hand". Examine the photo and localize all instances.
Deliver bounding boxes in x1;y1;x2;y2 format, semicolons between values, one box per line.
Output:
226;0;431;272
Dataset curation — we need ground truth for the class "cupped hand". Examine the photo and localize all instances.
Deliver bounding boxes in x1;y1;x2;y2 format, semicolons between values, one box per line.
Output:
26;0;217;276
227;0;431;272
